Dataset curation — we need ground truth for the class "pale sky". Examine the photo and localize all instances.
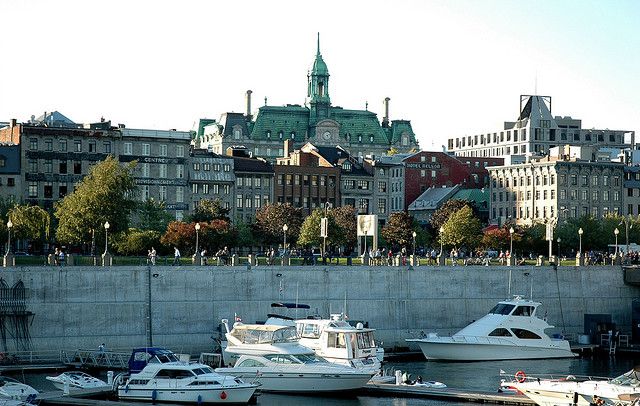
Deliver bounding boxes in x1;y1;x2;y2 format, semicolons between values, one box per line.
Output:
1;0;638;151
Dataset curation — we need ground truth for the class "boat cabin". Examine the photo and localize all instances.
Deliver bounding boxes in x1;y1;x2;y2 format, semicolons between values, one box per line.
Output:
296;318;378;361
229;324;299;345
128;347;180;373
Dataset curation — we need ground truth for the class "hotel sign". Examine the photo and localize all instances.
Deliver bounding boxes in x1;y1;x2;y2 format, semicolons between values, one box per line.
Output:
406;163;442;169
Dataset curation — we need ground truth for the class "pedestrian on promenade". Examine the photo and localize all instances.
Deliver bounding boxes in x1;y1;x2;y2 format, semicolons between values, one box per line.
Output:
150;247;157;265
173;247;181;266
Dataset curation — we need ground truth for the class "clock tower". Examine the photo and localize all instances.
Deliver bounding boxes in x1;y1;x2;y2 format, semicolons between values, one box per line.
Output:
308;33;331;123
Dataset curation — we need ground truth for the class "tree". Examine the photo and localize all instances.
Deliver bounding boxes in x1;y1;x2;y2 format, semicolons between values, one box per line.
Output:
381;212;415;249
135;199;172;233
519;223;548;256
441;206;482;250
235;220;257;249
54;156;137;245
480;227;519;252
331;205;357;249
430;200;478;231
161;220;236;255
112;229;163;256
298;208;326;247
7;204;50;248
187;199;230;223
254;203;304;246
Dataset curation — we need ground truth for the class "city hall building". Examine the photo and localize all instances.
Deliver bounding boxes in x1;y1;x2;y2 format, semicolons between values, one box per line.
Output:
197;36;420;161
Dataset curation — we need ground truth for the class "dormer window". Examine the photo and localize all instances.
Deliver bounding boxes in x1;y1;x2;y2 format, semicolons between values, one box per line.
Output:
266;131;271;139
358;135;362;143
279;131;284;140
402;134;409;146
291;132;295;140
342;161;351;171
370;135;374;143
233;128;241;139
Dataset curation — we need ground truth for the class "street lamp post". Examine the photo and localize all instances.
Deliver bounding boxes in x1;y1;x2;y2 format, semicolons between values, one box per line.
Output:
282;224;289;266
194;222;201;265
412;231;417;256
578;228;583;254
508;227;514;266
557;237;561;264
437;226;445;266
614;227;620;256
6;220;12;254
411;230;417;267
102;221;112;267
577;227;584;267
322;202;331;259
3;220;14;267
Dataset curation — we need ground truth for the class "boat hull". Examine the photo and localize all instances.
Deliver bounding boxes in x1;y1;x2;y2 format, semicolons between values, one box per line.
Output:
511;380;636;406
407;339;576;361
218;369;372;393
118;386;257;404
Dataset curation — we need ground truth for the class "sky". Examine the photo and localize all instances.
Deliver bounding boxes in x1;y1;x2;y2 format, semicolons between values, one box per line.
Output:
0;0;638;151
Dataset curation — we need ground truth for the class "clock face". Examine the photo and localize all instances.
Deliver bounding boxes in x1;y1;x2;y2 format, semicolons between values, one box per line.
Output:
322;131;331;140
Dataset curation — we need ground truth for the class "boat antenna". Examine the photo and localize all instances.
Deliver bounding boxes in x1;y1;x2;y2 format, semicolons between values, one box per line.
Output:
295;282;299;320
343;291;348;321
529;269;533;300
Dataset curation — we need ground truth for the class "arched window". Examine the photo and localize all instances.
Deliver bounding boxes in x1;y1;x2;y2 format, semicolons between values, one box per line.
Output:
278;131;283;140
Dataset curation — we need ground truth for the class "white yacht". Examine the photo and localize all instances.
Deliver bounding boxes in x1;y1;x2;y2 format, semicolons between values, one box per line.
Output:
0;376;38;402
406;295;577;361
114;347;258;404
295;314;384;372
46;371;108;391
502;368;640;406
217;321;374;393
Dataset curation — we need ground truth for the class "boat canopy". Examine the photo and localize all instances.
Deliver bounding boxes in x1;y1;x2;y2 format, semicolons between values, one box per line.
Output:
128;347;180;373
270;302;311;309
230;324;299;344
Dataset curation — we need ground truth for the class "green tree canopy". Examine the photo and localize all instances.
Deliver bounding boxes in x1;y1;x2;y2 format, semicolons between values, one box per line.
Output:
430;199;478;231
54;156;137;245
7;204;50;242
135;199;172;233
441;206;482;250
186;199;230;223
254;203;304;247
161;220;236;255
112;229;163;256
331;205;357;249
381;212;415;249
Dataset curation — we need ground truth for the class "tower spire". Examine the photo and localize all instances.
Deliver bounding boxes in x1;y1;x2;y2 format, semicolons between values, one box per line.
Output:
317;32;320;56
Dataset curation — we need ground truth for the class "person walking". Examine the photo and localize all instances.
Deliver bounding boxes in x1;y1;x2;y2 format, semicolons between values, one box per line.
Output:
173;247;181;266
150;247;157;265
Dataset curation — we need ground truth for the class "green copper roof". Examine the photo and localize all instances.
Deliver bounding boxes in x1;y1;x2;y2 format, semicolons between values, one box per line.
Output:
451;188;489;206
197;118;216;137
311;33;329;76
250;105;310;141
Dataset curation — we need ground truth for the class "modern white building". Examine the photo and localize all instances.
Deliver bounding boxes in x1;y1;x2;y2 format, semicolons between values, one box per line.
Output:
448;95;633;164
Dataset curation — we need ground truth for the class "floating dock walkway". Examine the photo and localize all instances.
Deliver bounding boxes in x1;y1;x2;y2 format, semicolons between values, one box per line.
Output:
362;383;535;405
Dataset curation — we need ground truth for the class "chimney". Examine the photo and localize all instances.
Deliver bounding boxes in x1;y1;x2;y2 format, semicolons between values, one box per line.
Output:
382;97;390;128
9;119;16;128
245;90;253;119
283;139;293;158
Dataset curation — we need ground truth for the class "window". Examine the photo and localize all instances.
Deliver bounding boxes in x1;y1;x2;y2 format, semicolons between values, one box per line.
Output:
44;182;53;198
214;163;221;172
141;163;150;177
203;163;210;171
192;184;198;194
212;184;219;194
159;164;167;178
378;182;387;193
378;199;386;214
74;162;81;174
193;163;200;171
28;182;38;198
570;175;577;185
74;140;82;152
159;186;167;201
89;141;95;152
488;328;512;337
139;185;149;200
176;145;185;157
58;140;67;152
29;138;38;150
236;194;243;208
142;144;150;156
124;142;133;155
59;160;67;174
233;129;241;139
28;159;38;172
44;139;52;151
202;184;209;194
160;144;167;157
103;141;111;153
245;196;252;208
223;164;230;171
176;164;184;178
59;185;67;198
44;159;52;173
176;187;184;203
254;177;261;188
357;180;369;190
511;328;542;339
224;185;230;194
254;195;261;209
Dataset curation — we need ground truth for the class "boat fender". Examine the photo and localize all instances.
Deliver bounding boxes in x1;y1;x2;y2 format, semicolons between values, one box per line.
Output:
124;385;129;393
197;394;202;405
515;370;526;383
152;389;157;401
220;391;227;400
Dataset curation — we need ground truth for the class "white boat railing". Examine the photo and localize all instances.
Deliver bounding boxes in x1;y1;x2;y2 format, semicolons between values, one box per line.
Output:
502;372;613;383
449;335;515;345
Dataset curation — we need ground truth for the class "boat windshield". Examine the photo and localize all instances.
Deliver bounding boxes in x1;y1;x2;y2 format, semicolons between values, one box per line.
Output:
149;353;180;364
293;353;327;364
356;331;376;349
611;369;640;386
263;354;300;364
192;367;215;375
489;304;515;315
271;326;299;343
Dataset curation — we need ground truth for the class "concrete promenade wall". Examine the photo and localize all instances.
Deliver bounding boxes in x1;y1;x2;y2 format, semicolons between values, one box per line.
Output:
0;265;636;353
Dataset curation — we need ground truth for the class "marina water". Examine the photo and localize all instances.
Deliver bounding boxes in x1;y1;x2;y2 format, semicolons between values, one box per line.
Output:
7;355;639;405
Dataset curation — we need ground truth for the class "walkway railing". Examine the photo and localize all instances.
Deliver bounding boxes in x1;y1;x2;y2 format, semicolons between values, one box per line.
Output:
60;349;130;370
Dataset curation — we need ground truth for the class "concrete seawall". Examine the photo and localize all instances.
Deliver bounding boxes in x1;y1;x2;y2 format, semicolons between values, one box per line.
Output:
0;265;636;352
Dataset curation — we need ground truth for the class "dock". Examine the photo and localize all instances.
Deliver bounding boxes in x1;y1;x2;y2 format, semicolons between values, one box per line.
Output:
362;383;535;405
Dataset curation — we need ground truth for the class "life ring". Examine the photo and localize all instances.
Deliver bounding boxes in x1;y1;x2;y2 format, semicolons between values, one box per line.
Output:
220;391;227;400
515;370;527;383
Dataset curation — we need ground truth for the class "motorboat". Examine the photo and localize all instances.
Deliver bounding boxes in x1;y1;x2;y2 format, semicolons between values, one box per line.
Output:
0;376;38;402
406;295;577;361
114;347;259;404
501;368;640;406
217;321;374;393
46;371;108;391
295;314;384;372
